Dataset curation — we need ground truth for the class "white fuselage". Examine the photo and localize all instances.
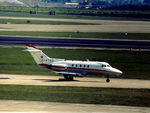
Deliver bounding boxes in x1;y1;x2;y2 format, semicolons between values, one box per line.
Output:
41;60;122;77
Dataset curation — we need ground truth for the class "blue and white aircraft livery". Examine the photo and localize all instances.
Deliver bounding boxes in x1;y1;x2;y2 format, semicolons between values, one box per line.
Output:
25;44;123;82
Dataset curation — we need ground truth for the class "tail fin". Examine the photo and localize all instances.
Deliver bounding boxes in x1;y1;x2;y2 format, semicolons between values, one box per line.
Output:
24;44;52;64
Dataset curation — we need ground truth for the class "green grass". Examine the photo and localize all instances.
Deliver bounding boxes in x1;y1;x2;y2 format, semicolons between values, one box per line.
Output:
0;85;149;107
0;11;104;20
0;11;98;20
0;47;150;80
0;31;150;40
0;9;150;21
0;6;150;20
0;19;96;25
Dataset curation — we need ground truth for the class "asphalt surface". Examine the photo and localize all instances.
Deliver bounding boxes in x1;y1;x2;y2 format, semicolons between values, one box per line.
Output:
0;74;150;89
0;100;150;113
1;36;150;50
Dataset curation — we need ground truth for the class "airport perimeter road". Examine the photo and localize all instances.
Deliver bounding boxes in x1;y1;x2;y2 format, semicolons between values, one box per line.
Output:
1;36;150;50
0;100;150;113
0;74;150;89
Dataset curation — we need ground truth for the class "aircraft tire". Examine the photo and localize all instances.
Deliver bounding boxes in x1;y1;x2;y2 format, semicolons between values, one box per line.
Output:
63;74;74;81
69;75;74;81
106;78;110;83
64;74;69;79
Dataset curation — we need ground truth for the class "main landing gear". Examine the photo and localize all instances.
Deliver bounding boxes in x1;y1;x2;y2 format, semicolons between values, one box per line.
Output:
63;74;74;81
106;76;110;83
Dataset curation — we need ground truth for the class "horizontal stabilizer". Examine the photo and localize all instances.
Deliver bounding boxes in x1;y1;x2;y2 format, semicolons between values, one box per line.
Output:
23;49;41;52
24;44;41;52
26;44;37;49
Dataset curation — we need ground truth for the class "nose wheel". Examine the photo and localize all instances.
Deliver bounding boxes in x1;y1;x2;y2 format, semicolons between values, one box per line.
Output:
106;76;110;83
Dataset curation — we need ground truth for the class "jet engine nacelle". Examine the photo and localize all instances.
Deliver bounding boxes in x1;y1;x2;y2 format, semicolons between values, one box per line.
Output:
51;63;67;71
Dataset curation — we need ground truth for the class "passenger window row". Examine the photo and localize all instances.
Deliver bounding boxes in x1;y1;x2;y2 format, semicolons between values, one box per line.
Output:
72;64;90;68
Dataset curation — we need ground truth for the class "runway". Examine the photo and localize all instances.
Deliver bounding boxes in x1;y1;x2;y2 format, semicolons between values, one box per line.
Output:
0;100;150;113
0;74;150;89
1;36;150;50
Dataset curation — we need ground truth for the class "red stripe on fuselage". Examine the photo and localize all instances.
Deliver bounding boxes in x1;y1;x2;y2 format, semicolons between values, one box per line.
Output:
39;64;49;66
39;64;51;69
67;66;113;75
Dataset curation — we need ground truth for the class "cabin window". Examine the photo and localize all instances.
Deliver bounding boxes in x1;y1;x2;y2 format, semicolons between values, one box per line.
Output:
80;65;82;67
87;65;89;68
76;64;78;67
84;65;86;68
72;64;74;67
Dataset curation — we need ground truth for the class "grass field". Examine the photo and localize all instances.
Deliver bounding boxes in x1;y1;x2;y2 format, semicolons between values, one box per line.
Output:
0;47;150;79
0;11;112;20
0;31;150;40
0;10;150;21
0;6;150;20
0;85;149;107
0;19;96;25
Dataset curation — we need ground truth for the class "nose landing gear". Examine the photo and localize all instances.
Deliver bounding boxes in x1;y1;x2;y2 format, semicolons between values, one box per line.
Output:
106;76;110;83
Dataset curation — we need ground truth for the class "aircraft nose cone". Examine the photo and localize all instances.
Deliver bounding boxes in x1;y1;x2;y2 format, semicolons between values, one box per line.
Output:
116;70;123;76
118;70;123;75
112;68;123;76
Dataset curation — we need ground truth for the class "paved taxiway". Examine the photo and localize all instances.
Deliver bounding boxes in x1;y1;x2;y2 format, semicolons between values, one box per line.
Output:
0;74;150;89
0;100;150;113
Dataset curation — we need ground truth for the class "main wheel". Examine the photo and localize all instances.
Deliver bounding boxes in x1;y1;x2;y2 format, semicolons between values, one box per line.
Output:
63;74;74;81
69;75;74;81
64;74;69;80
106;78;110;83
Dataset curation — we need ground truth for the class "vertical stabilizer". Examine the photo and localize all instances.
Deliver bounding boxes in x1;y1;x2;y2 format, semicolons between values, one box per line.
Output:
24;44;52;64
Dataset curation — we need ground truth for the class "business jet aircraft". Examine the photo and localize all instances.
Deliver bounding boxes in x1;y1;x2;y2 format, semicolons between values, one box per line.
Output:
25;44;122;82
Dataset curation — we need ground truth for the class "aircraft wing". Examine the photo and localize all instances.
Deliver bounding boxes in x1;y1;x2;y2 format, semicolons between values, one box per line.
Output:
54;71;86;76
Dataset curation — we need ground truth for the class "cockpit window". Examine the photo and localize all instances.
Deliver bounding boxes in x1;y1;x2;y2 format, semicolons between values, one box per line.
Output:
102;64;106;67
102;64;111;67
